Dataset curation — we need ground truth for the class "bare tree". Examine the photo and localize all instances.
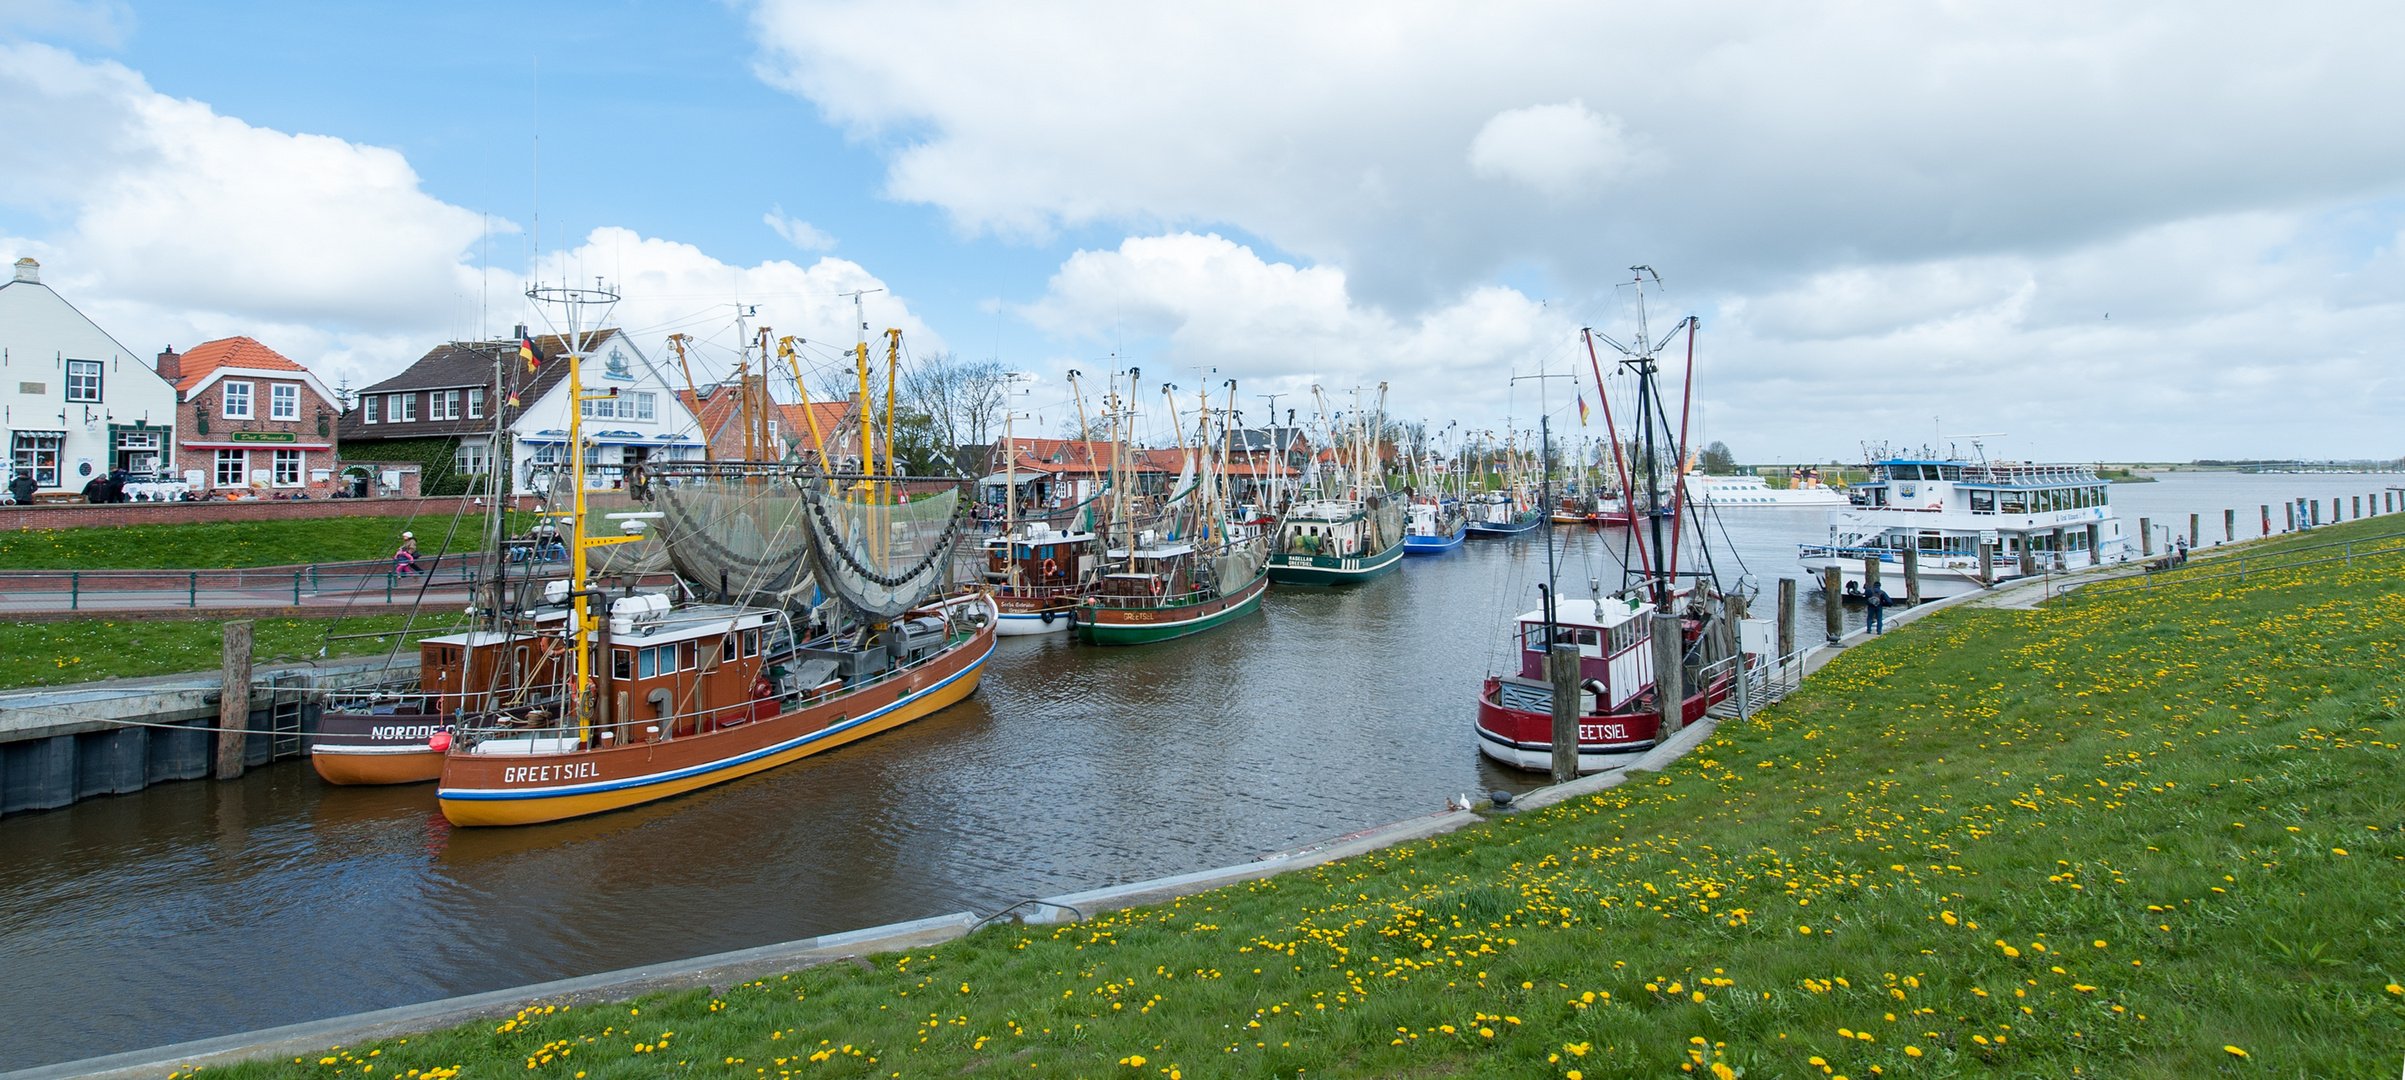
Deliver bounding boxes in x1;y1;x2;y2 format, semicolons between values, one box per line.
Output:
904;351;1012;459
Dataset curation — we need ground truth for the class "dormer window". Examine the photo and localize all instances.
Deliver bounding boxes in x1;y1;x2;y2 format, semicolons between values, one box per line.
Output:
222;380;253;419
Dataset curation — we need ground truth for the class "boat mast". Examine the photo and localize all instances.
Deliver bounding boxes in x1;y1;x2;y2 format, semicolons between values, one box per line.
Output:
526;277;624;745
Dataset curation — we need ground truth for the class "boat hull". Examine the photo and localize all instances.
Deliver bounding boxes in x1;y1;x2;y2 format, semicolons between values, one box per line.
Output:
436;608;995;827
1265;540;1405;584
1465;519;1538;538
1402;527;1465;555
312;745;445;785
1075;573;1268;645
310;710;447;785
1473;673;1730;775
993;591;1082;636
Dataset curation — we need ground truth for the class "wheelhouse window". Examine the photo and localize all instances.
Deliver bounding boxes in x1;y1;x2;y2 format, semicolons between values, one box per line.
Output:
270;383;299;420
65;360;102;402
222;381;254;419
1969;489;1995;513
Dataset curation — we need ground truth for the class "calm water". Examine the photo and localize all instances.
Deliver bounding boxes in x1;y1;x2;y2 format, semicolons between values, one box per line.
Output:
1;471;2390;1069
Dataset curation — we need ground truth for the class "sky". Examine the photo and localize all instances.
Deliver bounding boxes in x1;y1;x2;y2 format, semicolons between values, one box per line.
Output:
3;0;2402;463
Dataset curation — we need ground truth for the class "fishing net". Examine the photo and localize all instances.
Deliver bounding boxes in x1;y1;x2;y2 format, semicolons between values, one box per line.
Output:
800;485;963;621
646;478;817;607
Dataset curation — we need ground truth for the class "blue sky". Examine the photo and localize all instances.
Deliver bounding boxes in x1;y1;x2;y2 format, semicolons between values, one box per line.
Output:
5;1;2402;460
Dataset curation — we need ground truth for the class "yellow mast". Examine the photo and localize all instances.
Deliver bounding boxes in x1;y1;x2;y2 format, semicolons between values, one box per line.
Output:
883;328;902;491
778;335;829;467
853;342;874;499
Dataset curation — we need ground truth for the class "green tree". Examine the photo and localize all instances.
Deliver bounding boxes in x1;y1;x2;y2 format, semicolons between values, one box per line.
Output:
1698;440;1737;474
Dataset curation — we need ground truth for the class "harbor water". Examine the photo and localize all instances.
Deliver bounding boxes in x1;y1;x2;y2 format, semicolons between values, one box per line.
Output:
0;471;2392;1070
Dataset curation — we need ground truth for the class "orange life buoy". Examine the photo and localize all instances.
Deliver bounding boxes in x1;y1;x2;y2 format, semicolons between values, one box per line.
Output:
1042;556;1059;578
1150;578;1164;596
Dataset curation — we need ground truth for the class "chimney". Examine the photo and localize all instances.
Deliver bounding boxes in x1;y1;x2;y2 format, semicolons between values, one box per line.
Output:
157;346;182;382
11;258;37;284
514;323;528;342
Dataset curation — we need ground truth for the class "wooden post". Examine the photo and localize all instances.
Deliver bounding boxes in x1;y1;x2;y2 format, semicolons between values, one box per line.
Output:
2260;504;2271;536
2018;535;2037;578
1902;546;1921;607
1821;565;1843;643
2352;495;2361;520
2188;513;2199;547
2138;518;2151;556
1652;612;1684;737
2284;501;2295;532
1862;553;1881;594
214;620;253;781
2223;509;2234;542
1549;644;1580;783
1776;577;1796;661
1978;540;1994;585
1728;593;1752;722
2051;527;2066;570
2085;523;2100;567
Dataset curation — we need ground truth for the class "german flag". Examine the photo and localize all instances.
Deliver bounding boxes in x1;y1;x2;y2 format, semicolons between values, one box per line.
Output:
519;331;542;373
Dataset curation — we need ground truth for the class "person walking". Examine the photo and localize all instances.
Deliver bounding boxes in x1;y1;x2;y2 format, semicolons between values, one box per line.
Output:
1865;580;1891;635
394;531;420;576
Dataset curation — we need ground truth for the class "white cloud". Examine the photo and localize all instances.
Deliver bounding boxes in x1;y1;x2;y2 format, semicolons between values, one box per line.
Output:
0;0;136;48
1467;101;1654;197
763;205;837;251
1020;232;1573;424
751;0;2405;456
0;43;933;399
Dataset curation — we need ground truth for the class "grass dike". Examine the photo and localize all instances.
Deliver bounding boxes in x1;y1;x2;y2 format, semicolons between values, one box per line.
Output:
166;517;2405;1079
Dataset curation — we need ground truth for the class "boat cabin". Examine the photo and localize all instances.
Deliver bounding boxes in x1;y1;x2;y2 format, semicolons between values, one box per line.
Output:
1512;597;1655;711
984;522;1097;591
418;627;573;717
1093;542;1196;602
1852;458;2109;516
1281;501;1371;556
1469;492;1519;525
591;601;781;746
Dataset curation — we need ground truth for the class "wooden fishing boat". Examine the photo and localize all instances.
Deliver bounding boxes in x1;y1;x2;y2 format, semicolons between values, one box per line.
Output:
1074;549;1269;644
1403;497;1466;554
983;521;1100;635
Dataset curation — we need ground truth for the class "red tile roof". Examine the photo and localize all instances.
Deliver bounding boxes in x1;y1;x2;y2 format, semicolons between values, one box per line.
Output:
173;336;309;393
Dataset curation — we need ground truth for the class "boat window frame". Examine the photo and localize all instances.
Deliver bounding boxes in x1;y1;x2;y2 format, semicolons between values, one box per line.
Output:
612;648;633;680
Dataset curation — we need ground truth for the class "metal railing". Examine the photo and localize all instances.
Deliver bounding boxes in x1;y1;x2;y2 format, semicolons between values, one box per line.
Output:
1704;646;1809;721
0;552;511;610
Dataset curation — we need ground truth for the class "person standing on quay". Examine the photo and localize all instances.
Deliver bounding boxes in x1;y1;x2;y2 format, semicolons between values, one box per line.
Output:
1865;580;1891;635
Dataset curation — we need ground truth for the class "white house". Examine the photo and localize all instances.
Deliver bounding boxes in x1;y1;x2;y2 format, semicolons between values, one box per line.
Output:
0;258;183;496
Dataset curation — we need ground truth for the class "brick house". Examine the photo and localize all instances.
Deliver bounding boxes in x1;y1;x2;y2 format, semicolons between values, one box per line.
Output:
161;337;342;495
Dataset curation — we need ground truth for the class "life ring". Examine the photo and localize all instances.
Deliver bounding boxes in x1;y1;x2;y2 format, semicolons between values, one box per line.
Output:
1042;556;1059;578
1149;578;1164;596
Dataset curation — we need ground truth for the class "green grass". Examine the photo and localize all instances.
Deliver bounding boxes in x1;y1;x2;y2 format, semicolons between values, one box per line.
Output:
0;614;468;690
0;514;523;570
194;517;2405;1080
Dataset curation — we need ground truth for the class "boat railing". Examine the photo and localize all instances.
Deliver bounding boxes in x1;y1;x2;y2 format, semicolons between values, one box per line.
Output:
1702;644;1811;720
992;582;1087;599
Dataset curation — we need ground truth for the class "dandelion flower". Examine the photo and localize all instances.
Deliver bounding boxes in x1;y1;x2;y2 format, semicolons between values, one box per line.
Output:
2223;1046;2248;1059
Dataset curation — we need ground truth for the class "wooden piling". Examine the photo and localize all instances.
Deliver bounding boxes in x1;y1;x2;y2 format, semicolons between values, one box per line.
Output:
1821;566;1843;643
2261;504;2271;536
2085;523;2100;567
2139;518;2151;556
2285;501;2296;532
1776;577;1796;660
2018;536;2037;578
2189;513;2199;547
214;620;253;781
2352;495;2361;520
2224;509;2234;542
1902;546;1921;607
1978;540;1994;585
1653;613;1685;737
1548;643;1581;782
1862;554;1881;594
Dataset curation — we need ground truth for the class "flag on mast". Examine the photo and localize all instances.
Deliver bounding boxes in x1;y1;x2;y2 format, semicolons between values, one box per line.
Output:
1577;392;1591;426
519;331;542;373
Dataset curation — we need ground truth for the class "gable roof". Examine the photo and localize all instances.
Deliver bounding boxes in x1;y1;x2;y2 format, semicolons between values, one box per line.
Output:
335;331;606;442
173;337;308;393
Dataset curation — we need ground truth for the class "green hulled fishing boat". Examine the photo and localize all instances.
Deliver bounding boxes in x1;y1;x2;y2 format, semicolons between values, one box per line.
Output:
1264;383;1405;586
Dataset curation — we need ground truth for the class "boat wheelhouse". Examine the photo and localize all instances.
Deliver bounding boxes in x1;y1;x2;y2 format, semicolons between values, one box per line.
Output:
1473;596;1729;773
1798;456;2128;597
1403;497;1466;554
1265;497;1405;584
982;521;1099;635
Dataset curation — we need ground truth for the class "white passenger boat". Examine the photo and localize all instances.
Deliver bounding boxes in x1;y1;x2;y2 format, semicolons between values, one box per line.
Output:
1798;452;2130;598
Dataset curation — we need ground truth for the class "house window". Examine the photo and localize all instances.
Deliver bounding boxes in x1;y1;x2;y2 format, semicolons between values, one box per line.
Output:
363;396;379;424
272;449;302;486
65;360;102;402
431;389;462;421
468;388;485;419
389;393;416;422
215;450;247;486
10;431;63;487
632;391;655;420
271;383;299;420
454;441;488;475
223;381;254;419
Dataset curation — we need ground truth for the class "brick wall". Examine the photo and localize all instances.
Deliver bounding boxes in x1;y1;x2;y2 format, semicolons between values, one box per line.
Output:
0;494;539;530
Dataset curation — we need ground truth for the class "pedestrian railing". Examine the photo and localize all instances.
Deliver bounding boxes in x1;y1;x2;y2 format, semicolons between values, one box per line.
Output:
1704;646;1810;721
0;552;506;611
